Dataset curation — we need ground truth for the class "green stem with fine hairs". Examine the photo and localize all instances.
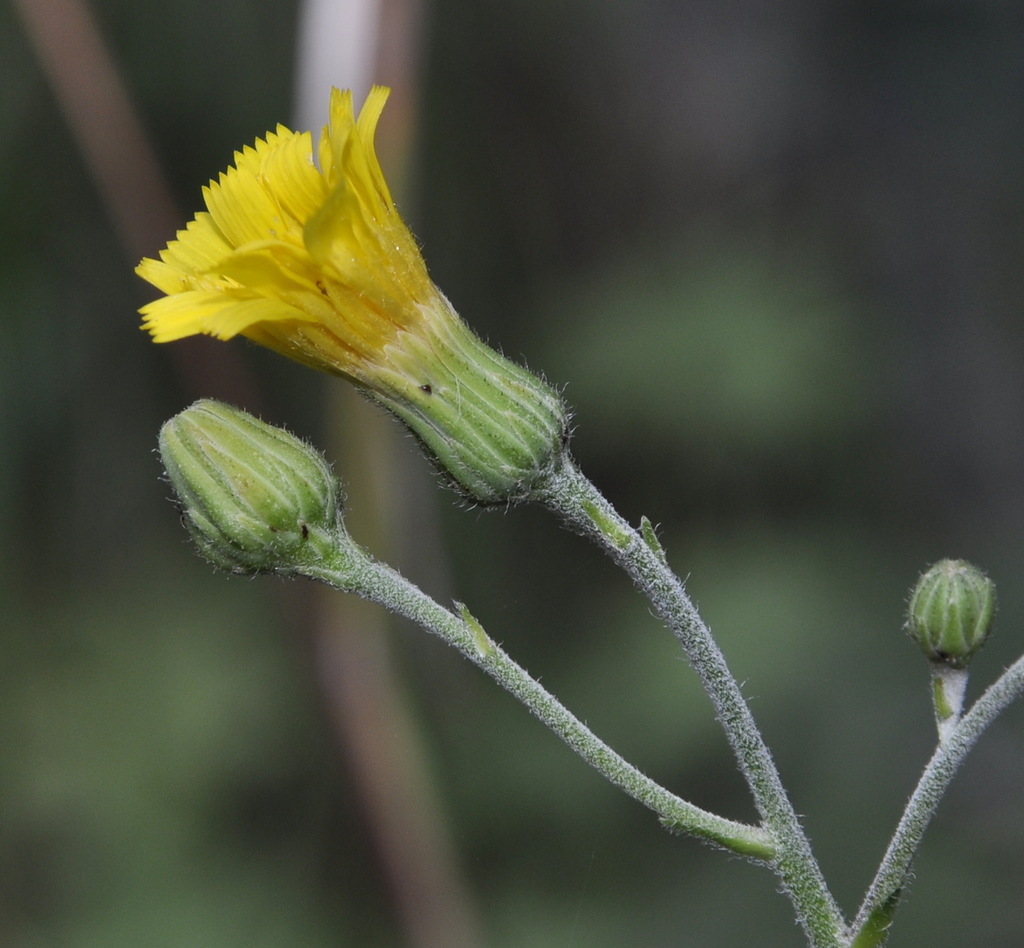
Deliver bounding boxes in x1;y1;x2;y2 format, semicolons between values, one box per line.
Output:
537;457;845;948
848;652;1024;947
299;539;775;862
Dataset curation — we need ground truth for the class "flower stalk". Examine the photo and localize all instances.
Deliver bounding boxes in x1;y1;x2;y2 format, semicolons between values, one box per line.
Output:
848;651;1024;946
537;457;845;947
301;545;776;862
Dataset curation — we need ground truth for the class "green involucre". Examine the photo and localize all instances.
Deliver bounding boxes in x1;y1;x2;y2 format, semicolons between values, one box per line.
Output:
907;559;996;668
159;399;344;575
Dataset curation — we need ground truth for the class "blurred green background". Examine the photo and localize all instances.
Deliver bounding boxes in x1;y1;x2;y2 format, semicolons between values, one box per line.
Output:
3;0;1024;945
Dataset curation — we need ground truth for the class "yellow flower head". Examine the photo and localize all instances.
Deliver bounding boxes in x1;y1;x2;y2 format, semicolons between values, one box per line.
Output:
138;86;439;387
139;87;568;504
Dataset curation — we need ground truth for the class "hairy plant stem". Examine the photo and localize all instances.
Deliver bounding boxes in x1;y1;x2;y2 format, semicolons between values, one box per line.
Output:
538;458;844;947
848;652;1024;946
300;541;775;862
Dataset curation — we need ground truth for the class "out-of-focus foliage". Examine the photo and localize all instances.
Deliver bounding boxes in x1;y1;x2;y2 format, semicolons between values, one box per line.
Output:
4;0;1024;945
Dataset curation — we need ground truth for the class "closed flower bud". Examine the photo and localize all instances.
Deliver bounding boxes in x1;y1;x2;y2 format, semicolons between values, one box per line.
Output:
907;559;996;668
159;399;343;574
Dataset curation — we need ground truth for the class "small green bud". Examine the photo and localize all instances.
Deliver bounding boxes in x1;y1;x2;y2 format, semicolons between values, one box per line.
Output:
907;559;996;668
159;399;343;575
